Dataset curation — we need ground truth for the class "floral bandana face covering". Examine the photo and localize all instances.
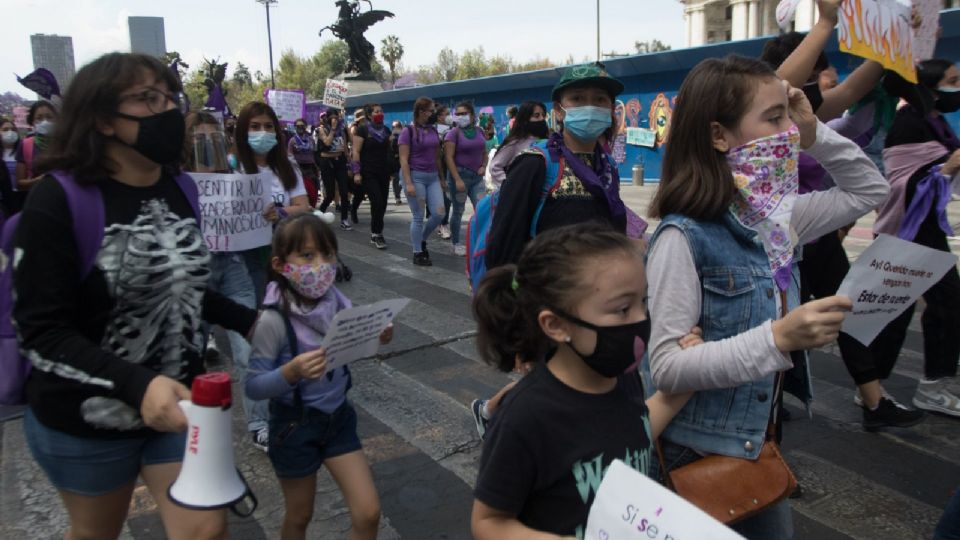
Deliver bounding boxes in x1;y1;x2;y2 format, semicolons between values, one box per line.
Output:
727;125;801;291
281;261;337;299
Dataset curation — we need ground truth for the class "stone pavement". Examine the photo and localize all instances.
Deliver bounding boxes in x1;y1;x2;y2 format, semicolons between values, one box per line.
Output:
2;185;959;539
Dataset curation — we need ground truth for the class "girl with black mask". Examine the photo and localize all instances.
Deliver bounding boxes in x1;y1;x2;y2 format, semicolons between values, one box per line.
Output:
488;101;550;189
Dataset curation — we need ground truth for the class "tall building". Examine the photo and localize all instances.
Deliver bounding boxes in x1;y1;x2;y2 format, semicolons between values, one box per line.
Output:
680;0;958;47
128;16;166;57
30;34;76;91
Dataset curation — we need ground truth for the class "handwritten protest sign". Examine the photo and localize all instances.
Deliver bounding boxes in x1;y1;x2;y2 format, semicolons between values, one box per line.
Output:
776;0;803;30
912;0;940;61
264;88;306;125
838;0;917;83
836;234;957;345
627;127;656;148
585;460;745;540
323;79;349;109
321;299;409;370
191;173;273;252
612;133;627;164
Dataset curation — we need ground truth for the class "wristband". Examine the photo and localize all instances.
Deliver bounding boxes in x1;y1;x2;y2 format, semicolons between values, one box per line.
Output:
349;160;361;175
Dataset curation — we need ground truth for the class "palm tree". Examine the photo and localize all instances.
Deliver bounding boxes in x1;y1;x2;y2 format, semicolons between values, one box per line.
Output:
380;35;404;86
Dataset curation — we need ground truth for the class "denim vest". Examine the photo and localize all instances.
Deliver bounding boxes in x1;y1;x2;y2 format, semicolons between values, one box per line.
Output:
646;212;811;460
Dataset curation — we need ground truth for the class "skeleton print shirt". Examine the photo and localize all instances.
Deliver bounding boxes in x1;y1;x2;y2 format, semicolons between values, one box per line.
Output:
13;173;256;438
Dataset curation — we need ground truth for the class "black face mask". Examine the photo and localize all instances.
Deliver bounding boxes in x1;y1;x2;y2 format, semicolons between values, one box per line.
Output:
935;89;960;114
554;307;651;378
802;81;824;113
115;108;185;165
529;120;550;139
426;112;438;125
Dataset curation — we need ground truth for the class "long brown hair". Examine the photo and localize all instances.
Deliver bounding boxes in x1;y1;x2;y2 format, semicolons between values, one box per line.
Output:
650;55;776;221
472;222;639;372
35;52;181;185
235;101;297;191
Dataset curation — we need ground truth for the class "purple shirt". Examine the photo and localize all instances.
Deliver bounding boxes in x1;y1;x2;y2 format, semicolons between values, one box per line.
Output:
398;124;440;173
444;127;486;172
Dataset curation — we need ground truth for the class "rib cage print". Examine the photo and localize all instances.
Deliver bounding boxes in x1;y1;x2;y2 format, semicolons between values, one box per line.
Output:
86;198;210;430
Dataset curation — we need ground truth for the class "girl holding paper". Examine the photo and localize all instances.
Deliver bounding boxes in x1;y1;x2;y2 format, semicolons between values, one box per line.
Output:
872;59;960;418
245;212;392;540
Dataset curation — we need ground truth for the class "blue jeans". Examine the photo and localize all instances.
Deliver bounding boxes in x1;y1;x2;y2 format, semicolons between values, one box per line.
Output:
660;440;795;540
208;252;268;433
404;169;445;253
446;167;486;245
935;488;960;540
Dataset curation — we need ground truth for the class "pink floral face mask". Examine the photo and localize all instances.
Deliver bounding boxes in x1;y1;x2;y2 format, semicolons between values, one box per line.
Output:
281;261;337;299
727;125;801;291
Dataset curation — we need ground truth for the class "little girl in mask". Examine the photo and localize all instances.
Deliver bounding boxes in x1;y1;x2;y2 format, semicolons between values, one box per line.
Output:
245;213;390;540
471;223;698;540
646;55;888;539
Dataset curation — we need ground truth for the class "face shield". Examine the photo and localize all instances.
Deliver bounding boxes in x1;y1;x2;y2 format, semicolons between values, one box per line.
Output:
190;124;231;173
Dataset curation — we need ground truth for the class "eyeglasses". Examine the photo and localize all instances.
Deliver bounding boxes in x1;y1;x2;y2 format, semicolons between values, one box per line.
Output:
120;89;188;115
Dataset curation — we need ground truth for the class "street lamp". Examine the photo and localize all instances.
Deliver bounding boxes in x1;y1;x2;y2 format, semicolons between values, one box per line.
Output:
256;0;277;88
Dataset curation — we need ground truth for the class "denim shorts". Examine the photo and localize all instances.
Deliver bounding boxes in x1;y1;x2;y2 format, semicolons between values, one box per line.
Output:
267;400;362;479
23;408;187;496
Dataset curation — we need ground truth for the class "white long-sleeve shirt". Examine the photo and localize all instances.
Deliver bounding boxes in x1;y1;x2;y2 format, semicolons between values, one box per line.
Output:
647;122;890;393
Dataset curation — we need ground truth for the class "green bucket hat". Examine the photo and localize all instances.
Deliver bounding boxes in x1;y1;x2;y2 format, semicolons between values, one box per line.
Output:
551;63;625;101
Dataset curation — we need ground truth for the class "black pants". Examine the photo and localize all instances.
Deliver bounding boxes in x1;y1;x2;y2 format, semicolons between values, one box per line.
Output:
391;168;402;200
798;232;880;385
318;155;346;213
869;224;960;381
348;175;365;220
363;169;390;235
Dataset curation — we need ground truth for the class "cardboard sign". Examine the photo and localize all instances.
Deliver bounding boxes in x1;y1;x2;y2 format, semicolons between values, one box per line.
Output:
321;299;409;370
912;0;940;61
191;173;273;252
585;460;745;540
836;234;957;345
776;0;803;30
264;88;306;125
838;0;917;83
627;127;656;148
322;79;349;109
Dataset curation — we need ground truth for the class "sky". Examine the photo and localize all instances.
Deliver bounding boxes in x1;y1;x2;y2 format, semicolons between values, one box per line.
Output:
1;0;686;96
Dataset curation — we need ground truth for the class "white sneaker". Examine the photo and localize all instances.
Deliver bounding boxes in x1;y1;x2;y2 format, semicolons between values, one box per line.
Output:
912;378;960;417
453;243;467;256
438;224;451;239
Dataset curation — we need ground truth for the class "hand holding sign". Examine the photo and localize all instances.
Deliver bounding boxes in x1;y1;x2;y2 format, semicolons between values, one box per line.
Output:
772;296;852;352
321;299;409;370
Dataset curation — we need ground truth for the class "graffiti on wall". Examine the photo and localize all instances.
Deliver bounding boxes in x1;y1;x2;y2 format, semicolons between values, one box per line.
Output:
649;93;673;146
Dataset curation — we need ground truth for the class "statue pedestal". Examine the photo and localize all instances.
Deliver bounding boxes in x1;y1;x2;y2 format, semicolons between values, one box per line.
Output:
334;72;385;100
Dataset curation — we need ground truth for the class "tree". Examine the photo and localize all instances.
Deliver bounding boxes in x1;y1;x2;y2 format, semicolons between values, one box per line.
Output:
161;51;189;79
436;47;459;82
232;62;253;88
634;39;672;54
380;35;404;85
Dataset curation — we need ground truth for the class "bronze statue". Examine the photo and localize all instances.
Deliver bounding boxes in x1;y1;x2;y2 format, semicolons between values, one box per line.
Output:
319;0;394;76
202;58;229;114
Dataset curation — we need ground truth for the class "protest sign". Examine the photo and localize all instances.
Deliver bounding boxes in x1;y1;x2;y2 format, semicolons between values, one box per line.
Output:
191;172;273;252
837;0;917;83
323;79;349;109
627;127;656;148
585;460;745;540
264;89;306;125
912;0;940;61
11;106;28;129
612;133;627;164
836;234;957;345
321;299;409;370
776;0;803;30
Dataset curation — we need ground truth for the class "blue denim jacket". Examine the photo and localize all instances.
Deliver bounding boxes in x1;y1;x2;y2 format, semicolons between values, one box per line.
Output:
646;212;811;460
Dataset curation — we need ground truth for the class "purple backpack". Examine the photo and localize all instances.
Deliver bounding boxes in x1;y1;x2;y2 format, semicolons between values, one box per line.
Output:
0;171;199;405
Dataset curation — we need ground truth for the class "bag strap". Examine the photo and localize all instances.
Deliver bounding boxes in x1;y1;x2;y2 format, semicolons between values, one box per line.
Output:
263;305;304;413
49;171;104;279
173;171;202;222
768;290;790;440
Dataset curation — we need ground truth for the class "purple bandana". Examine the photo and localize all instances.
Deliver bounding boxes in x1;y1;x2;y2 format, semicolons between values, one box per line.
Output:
546;132;626;231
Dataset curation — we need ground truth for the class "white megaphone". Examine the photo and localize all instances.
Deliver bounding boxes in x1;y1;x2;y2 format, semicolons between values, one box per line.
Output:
169;372;257;516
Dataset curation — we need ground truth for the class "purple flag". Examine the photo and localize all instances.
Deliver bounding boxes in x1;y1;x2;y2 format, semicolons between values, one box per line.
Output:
16;68;60;99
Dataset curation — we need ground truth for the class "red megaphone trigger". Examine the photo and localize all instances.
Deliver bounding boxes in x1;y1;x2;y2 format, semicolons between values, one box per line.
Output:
191;372;233;409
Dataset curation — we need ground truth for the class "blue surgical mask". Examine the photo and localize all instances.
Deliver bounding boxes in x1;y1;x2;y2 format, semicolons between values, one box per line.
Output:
248;131;278;155
561;105;611;141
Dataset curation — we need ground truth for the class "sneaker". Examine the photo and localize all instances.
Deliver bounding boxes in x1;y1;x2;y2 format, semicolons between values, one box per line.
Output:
438;224;451;239
339;219;353;231
912;378;960;417
862;397;926;432
413;252;432;266
471;399;490;439
371;234;387;249
853;387;907;410
394;197;403;205
453;243;467;257
251;428;269;452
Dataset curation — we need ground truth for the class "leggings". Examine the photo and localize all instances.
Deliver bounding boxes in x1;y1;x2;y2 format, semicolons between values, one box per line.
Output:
318;155;347;213
363;168;391;235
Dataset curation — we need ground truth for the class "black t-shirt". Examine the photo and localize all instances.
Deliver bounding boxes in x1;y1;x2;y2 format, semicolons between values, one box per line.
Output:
356;123;391;173
485;152;616;269
474;363;654;539
13;172;256;438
